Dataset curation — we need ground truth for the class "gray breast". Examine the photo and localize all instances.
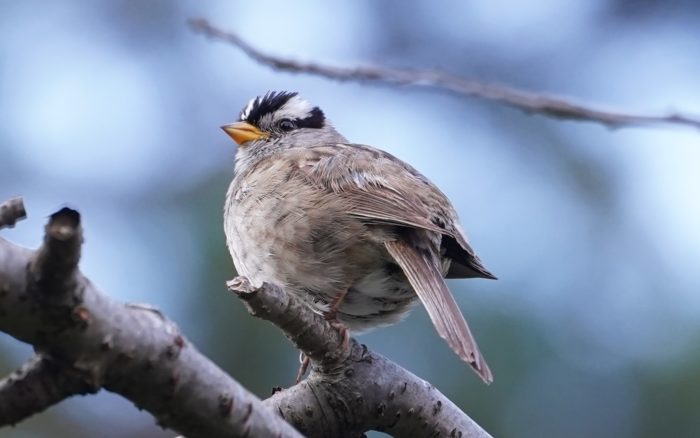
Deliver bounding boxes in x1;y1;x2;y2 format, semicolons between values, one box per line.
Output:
224;155;420;333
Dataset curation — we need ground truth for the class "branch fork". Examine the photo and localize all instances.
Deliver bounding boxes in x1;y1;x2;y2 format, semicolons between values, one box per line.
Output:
1;197;491;437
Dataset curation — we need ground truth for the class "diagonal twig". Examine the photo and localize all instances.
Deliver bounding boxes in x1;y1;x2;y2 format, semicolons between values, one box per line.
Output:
188;18;700;131
228;277;493;438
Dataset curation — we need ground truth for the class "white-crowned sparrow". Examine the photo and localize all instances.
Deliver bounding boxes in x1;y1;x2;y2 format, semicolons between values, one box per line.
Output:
222;91;495;383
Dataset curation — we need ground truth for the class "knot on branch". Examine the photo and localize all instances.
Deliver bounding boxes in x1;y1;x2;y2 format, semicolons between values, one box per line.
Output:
0;197;27;230
29;207;83;298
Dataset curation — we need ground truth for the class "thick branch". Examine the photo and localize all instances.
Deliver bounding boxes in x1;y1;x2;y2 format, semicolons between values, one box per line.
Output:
0;202;302;437
1;198;492;437
188;18;700;131
0;198;26;230
229;278;492;438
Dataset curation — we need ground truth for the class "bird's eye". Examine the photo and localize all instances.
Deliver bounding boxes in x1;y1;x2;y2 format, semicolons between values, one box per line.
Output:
279;119;296;131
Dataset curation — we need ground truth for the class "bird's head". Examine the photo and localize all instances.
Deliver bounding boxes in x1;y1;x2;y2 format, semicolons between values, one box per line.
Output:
222;91;343;150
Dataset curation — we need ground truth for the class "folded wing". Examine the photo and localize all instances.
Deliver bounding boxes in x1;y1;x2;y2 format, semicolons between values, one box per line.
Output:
294;143;496;279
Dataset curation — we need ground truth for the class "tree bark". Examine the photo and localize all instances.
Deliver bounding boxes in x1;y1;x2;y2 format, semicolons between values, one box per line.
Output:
0;198;491;437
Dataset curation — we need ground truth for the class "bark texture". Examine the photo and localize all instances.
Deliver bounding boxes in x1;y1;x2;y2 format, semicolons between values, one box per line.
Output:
0;198;491;437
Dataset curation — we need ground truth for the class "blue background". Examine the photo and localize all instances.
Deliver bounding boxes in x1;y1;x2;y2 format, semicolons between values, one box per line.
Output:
1;1;699;437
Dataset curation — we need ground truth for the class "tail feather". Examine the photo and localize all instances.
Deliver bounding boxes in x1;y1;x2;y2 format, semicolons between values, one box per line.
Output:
385;239;493;383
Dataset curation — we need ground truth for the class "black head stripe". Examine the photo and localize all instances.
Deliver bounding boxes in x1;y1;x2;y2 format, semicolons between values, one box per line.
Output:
240;91;298;125
295;107;325;129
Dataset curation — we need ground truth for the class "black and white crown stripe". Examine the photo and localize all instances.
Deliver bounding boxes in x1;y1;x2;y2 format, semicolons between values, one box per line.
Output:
239;91;325;129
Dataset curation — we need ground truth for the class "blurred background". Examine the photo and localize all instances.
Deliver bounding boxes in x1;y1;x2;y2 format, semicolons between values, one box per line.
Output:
1;1;699;437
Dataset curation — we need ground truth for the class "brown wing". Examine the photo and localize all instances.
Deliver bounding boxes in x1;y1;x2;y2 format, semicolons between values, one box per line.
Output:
385;239;493;383
292;143;496;279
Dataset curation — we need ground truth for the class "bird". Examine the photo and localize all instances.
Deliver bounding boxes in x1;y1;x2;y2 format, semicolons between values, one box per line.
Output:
221;91;496;383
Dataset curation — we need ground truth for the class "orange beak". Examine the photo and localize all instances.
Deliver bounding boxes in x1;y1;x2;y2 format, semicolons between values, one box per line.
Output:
221;122;268;145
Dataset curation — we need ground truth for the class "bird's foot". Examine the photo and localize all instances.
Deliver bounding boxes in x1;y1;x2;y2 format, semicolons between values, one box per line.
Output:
323;288;351;350
324;315;350;351
294;352;310;385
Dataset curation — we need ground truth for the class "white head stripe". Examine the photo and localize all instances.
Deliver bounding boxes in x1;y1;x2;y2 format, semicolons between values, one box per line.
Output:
274;95;314;120
240;97;258;121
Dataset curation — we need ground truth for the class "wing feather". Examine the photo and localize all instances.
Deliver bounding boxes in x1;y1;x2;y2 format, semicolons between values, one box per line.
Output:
293;144;496;280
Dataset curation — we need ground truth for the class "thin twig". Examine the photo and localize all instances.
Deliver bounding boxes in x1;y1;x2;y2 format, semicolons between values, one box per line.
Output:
188;18;700;131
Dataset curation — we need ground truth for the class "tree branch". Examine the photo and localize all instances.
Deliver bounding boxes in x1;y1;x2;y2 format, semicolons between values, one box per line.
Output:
0;355;96;426
0;202;302;437
229;278;492;438
0;198;26;230
188;18;700;131
0;198;491;437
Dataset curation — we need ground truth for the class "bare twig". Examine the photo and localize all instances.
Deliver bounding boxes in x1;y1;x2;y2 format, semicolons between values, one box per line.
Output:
0;199;302;437
229;277;493;438
0;197;26;230
188;18;700;131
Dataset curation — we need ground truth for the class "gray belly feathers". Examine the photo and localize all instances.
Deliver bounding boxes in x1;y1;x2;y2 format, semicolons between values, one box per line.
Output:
224;171;418;332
